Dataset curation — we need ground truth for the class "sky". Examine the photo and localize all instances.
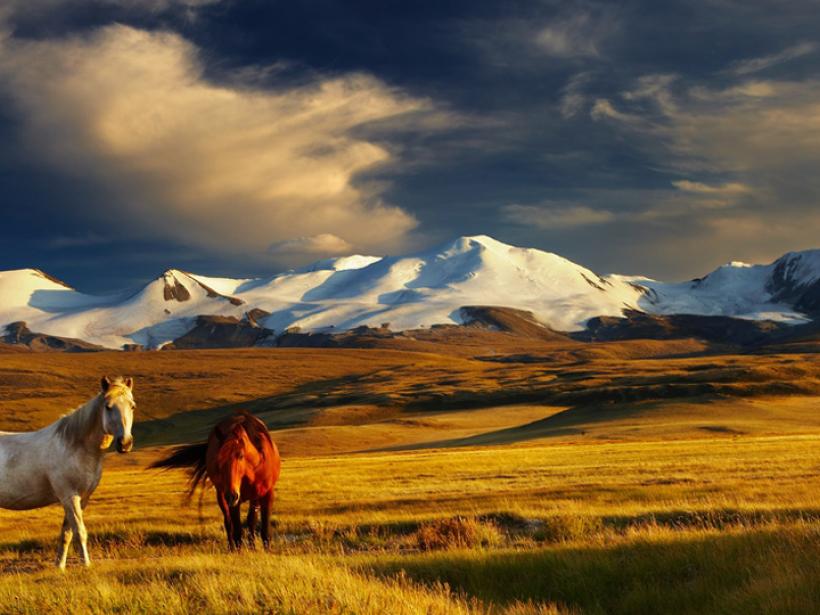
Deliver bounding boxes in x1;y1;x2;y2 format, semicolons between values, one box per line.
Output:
0;0;819;291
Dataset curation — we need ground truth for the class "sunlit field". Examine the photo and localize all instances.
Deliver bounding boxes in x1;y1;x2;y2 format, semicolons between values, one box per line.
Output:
0;342;819;613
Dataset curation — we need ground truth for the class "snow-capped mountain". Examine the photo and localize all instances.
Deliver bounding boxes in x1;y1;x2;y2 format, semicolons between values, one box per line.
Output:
637;250;820;323
1;236;818;349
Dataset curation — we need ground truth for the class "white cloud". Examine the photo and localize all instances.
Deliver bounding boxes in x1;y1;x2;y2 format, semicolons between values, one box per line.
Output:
503;203;615;229
0;25;442;259
590;98;641;124
691;81;777;100
729;41;816;75
622;74;679;115
503;183;753;232
535;11;612;59
559;72;592;119
672;180;751;196
589;73;820;179
582;69;820;265
268;234;353;257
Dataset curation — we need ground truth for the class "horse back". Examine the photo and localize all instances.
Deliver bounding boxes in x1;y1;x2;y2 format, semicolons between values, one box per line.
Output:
238;413;280;490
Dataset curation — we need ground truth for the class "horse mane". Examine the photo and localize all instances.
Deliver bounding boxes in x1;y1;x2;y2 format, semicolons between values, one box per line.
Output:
149;409;271;501
217;410;272;452
55;395;102;445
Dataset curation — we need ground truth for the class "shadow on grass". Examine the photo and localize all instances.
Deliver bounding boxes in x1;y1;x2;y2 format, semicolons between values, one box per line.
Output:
364;526;820;615
370;399;682;451
0;530;214;557
135;372;392;447
0;538;48;555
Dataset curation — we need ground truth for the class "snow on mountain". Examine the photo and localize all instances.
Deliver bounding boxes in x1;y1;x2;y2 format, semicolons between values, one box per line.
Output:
12;269;243;349
766;251;820;314
0;269;111;331
0;237;817;349
638;249;820;324
295;254;384;273
182;235;644;336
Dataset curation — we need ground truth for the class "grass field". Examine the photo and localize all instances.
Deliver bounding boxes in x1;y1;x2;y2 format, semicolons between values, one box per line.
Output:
0;341;819;613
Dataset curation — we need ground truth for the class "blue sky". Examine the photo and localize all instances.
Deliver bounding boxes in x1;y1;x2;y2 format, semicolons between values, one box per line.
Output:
0;0;818;291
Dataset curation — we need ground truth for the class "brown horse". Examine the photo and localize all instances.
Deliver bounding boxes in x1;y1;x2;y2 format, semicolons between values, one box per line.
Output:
150;410;281;549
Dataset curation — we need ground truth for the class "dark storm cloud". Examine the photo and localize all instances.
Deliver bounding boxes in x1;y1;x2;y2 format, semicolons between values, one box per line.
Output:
0;0;818;291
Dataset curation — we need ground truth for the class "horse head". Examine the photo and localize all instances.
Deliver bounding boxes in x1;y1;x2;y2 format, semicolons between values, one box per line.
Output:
216;425;260;506
100;376;136;453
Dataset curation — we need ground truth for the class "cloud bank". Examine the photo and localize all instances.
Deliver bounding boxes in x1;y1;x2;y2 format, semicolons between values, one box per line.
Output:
503;203;615;229
585;68;820;268
268;234;353;257
0;24;438;261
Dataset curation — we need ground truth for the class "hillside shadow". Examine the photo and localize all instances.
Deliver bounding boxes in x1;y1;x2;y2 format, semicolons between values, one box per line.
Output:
364;527;820;614
234;276;278;293
377;288;426;305
372;405;603;451
375;397;721;452
28;289;110;314
134;371;395;447
301;261;395;302
127;317;192;348
135;360;752;451
262;302;327;332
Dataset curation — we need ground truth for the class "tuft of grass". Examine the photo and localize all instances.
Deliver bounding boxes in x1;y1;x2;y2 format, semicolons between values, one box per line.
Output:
532;516;605;544
416;517;503;551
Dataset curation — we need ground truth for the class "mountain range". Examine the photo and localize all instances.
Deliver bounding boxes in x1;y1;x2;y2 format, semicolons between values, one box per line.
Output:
1;235;818;350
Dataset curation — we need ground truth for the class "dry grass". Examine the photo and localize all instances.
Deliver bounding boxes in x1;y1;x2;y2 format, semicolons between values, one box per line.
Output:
1;342;818;452
0;343;819;612
0;552;485;614
416;517;503;551
1;434;820;613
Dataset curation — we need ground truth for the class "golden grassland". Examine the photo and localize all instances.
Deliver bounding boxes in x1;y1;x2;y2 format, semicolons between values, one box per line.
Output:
0;340;819;613
1;437;820;613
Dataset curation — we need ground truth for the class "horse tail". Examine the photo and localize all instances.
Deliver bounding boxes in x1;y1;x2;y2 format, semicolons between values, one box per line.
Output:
148;442;210;500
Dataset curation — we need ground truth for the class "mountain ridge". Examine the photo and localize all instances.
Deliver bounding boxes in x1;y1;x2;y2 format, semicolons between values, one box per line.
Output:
1;235;818;349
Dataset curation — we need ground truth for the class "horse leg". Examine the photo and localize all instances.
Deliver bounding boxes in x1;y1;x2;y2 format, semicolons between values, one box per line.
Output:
246;502;258;549
216;492;235;550
260;491;273;549
64;495;91;567
230;503;243;549
55;513;73;570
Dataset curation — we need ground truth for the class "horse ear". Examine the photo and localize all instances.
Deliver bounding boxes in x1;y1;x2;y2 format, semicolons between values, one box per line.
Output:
101;376;112;392
124;377;134;390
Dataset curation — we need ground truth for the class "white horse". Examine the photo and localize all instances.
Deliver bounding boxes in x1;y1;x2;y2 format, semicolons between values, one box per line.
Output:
0;375;136;569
